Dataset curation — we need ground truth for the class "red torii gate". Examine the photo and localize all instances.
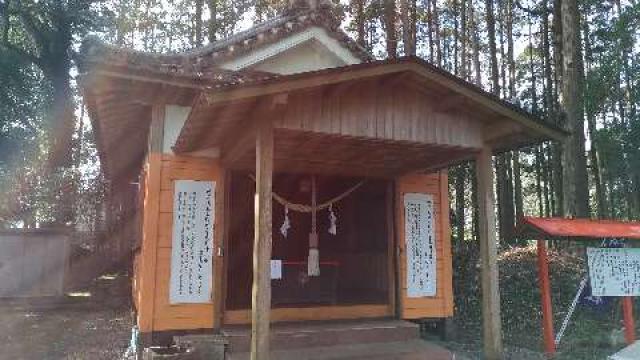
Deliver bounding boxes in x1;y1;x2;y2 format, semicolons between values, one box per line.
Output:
516;217;640;356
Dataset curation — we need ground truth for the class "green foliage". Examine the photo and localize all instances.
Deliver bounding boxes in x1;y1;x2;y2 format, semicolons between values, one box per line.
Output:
0;0;110;227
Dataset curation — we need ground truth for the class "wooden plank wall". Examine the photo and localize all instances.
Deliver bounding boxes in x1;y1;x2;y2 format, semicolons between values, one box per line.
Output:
396;171;454;319
274;83;484;149
136;154;223;333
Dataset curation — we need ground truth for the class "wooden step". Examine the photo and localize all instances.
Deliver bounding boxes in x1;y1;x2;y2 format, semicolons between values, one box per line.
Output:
227;339;454;360
222;319;420;353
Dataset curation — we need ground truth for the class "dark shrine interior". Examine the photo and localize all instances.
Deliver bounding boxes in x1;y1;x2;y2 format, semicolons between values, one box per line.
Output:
225;172;391;310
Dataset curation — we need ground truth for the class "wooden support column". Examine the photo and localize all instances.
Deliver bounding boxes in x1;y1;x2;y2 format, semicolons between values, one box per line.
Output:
475;145;503;360
250;117;274;360
537;239;556;356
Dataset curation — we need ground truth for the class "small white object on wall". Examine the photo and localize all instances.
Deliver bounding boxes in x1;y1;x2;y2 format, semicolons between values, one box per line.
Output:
587;247;640;297
271;260;282;280
404;193;437;298
169;180;215;304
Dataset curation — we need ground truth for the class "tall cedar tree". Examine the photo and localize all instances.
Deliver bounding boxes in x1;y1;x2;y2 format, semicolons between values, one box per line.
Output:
560;0;589;218
384;0;398;57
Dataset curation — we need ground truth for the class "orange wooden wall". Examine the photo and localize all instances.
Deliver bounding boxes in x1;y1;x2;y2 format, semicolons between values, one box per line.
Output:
396;171;454;319
136;153;223;333
134;154;454;333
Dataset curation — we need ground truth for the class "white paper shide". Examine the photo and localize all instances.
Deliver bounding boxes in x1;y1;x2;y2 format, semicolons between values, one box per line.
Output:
588;247;640;297
170;180;215;304
404;193;437;298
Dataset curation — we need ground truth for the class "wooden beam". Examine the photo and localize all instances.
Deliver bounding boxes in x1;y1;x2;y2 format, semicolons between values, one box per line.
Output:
214;167;228;329
148;105;165;153
203;63;408;105
386;182;397;316
439;171;454;316
221;95;287;166
475;145;503;360
251;115;274;360
220;170;233;327
199;61;564;142
138;154;162;334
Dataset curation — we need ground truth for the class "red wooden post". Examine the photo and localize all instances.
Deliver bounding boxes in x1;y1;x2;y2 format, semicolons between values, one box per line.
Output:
622;296;636;345
537;239;556;356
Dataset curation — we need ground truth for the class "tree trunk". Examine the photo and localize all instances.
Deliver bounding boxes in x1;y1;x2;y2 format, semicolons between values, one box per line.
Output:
582;11;606;219
586;113;606;218
400;0;416;55
552;0;563;121
453;0;459;75
383;0;398;58
44;27;76;225
497;153;515;244
432;0;442;66
208;0;218;43
498;0;507;98
543;145;552;217
195;0;204;46
506;0;515;100
455;166;466;244
459;0;467;79
353;0;366;47
471;6;482;86
542;0;554;117
485;0;500;95
535;146;544;216
427;0;434;62
513;152;523;220
560;0;589;218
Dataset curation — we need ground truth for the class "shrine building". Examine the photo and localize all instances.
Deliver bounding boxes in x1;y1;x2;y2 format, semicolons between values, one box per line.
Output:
79;1;566;358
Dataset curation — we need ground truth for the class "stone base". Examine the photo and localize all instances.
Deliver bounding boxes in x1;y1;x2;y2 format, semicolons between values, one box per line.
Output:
142;345;196;360
174;334;228;360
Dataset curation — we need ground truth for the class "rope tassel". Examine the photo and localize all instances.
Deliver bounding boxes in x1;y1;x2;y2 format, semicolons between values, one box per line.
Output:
308;176;320;277
308;248;320;277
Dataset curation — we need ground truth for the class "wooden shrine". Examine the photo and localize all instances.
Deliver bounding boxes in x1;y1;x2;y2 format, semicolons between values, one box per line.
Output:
79;2;567;359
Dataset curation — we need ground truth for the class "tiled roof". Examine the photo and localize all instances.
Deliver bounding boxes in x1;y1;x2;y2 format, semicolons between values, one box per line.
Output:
78;6;371;85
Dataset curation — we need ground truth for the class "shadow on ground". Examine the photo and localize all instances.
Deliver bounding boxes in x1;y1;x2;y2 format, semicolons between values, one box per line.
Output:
0;272;132;360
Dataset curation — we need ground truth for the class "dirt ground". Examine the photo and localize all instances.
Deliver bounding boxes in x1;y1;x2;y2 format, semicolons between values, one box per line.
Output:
0;274;133;360
0;255;626;360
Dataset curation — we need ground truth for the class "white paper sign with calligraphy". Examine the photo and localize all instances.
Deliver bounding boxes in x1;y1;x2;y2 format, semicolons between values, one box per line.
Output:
404;193;437;298
587;247;640;297
170;180;215;304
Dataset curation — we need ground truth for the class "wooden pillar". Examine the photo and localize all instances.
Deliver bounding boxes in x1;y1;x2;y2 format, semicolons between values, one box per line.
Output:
622;296;635;345
537;239;556;356
138;153;162;337
251;118;274;360
475;146;503;360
